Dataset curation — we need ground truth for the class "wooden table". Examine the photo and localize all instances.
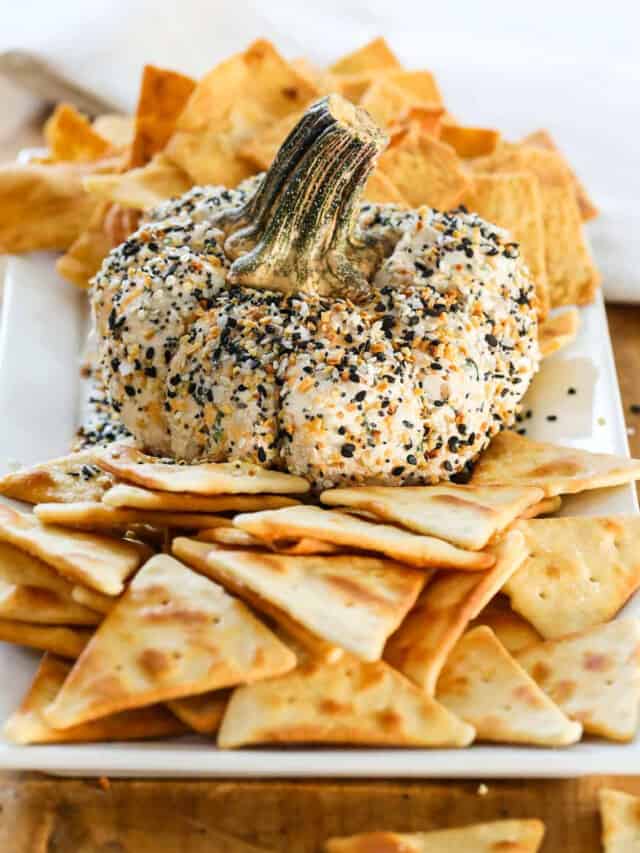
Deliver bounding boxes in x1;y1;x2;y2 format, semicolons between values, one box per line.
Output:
1;111;640;853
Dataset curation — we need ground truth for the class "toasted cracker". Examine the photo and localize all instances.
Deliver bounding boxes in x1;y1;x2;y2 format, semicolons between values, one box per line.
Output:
167;690;230;735
469;594;542;653
34;501;231;532
102;483;298;512
330;38;402;76
325;820;546;852
504;517;640;638
378;127;469;210
83;152;192;211
472;431;640;496
441;124;501;158
44;104;112;162
195;526;339;555
4;654;186;744
436;626;581;746
320;483;542;550
0;583;99;626
599;788;640;853
94;444;310;495
173;537;424;662
385;69;443;106
0;451;113;505
519;496;562;519
538;308;580;358
517;619;640;742
234;505;493;570
0;540;78;599
359;78;423;129
44;554;296;729
384;530;528;693
238;110;302;171
462;171;549;317
363;170;409;205
218;654;474;749
0;504;146;596
0;620;91;658
71;585;117;615
92;114;135;149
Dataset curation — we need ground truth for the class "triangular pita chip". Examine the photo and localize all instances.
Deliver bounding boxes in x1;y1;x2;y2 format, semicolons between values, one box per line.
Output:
517;619;640;741
471;431;640;496
172;537;425;661
599;788;640;853
363;169;409;205
71;585;117;615
34;501;230;532
320;483;542;550
469;594;541;654
167;690;230;735
44;554;296;728
196;526;342;555
44;103;112;163
0;540;79;599
0;619;91;658
0;504;145;595
519;496;562;519
0;450;113;504
436;626;581;745
325;820;546;853
385;69;443;106
218;654;474;749
504;517;640;638
92;114;134;149
238;110;303;171
538;308;580;358
94;444;310;495
440;124;501;158
233;505;494;570
359;78;426;129
84;152;192;211
384;530;528;693
0;582;99;626
4;654;186;744
102;483;299;512
330;38;402;76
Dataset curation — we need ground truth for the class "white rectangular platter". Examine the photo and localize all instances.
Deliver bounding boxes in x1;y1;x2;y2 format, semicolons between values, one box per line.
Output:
0;249;637;778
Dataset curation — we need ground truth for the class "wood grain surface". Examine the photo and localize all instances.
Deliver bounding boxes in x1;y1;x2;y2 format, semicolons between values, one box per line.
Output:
0;111;639;853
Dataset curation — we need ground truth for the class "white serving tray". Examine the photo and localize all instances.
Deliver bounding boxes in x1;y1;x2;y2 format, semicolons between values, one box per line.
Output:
0;249;637;778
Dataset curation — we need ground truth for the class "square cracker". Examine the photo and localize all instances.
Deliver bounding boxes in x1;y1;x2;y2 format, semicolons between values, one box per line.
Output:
0;620;91;659
384;530;528;693
44;554;296;729
471;430;640;496
504;517;640;638
102;483;298;513
436;626;581;746
217;654;474;749
320;483;542;550
599;788;640;853
4;654;186;744
233;505;494;570
34;501;231;532
94;444;310;495
0;450;112;505
517;618;640;742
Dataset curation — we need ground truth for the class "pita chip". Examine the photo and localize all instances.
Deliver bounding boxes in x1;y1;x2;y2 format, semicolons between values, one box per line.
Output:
325;820;546;853
218;654;474;749
359;78;425;129
4;654;186;744
539;308;580;358
320;483;542;550
363;169;409;205
386;69;443;106
469;595;542;654
0;504;145;596
44;104;112;163
0;620;91;659
44;554;296;728
92;114;135;149
234;505;493;570
173;536;424;661
441;124;501;158
0;451;113;505
517;619;640;741
238;110;303;171
102;483;298;512
0;540;81;599
72;585;117;615
83;152;192;211
195;527;339;555
167;690;230;735
0;583;99;626
471;430;640;496
504;517;640;638
34;501;231;532
384;529;528;693
330;38;401;76
519;496;562;519
599;788;640;853
436;626;581;745
94;444;310;495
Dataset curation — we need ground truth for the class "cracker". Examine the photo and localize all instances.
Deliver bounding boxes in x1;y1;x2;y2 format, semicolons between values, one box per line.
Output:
386;70;443;106
34;501;231;532
330;38;402;76
359;78;422;128
167;690;230;735
172;537;425;662
0;540;78;599
363;170;409;205
504;517;640;638
471;431;640;496
195;526;338;555
440;124;501;158
0;450;113;504
234;505;494;570
4;654;186;744
102;483;298;512
217;654;474;749
44;554;296;729
0;583;100;626
83;152;192;211
469;594;542;653
517;619;640;742
599;788;640;853
320;483;542;550
384;530;528;693
239;111;303;171
538;308;580;358
94;444;310;495
71;585;117;615
325;820;546;852
0;620;91;659
92;114;135;149
436;626;581;746
0;504;147;596
519;496;562;519
44;104;112;162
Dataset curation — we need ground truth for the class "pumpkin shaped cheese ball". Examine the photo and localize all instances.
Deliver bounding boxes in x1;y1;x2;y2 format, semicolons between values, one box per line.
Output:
91;95;540;489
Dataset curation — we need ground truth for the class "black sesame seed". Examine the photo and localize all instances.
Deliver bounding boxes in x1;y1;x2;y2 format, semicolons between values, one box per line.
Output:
257;447;267;463
546;415;558;422
124;385;136;398
354;390;366;403
341;443;356;458
568;387;577;395
630;404;640;415
391;466;405;476
406;454;417;465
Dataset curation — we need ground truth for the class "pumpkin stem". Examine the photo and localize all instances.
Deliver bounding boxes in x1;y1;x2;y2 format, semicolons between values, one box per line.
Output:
219;95;388;296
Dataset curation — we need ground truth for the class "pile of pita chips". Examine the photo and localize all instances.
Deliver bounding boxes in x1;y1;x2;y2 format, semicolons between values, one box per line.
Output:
599;788;640;853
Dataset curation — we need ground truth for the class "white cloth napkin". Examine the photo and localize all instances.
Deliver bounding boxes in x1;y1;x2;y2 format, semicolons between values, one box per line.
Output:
3;0;640;302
